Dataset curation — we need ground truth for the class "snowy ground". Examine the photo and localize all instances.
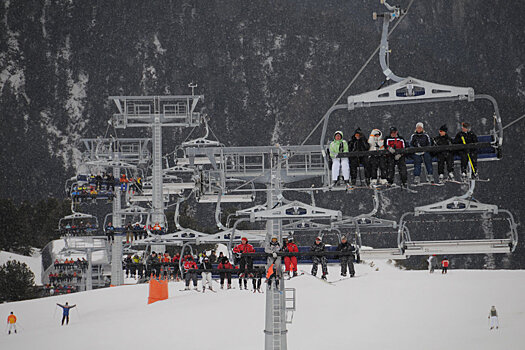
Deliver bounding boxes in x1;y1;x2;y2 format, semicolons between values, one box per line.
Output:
1;260;524;350
0;251;42;285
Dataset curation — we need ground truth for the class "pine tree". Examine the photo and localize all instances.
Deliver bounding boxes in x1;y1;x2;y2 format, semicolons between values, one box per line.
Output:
0;260;38;302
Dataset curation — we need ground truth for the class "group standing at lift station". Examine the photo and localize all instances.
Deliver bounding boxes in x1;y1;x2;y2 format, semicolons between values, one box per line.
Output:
329;121;479;188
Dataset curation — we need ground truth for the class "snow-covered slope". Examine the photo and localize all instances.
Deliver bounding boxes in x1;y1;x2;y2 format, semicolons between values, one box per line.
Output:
0;251;42;285
0;261;524;350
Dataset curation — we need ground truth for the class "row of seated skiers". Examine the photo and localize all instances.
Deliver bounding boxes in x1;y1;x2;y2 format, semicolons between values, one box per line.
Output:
43;284;79;296
76;173;143;193
53;258;89;269
48;271;83;284
59;223;98;236
105;222;163;242
71;185;114;202
330;121;479;188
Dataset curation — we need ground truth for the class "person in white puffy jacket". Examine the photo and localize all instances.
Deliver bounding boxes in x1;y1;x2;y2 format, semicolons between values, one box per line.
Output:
368;129;387;186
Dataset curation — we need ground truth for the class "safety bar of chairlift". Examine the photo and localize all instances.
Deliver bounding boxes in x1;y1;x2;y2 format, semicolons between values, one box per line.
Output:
337;141;494;158
402;239;515;255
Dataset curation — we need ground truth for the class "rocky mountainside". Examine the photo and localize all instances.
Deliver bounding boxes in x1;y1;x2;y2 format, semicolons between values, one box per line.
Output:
1;1;524;266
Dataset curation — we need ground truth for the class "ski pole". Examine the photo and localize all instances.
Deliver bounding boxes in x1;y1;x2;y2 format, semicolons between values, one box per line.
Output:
461;136;476;176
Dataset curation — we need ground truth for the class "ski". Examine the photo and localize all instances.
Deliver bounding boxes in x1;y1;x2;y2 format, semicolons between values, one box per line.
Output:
410;182;444;187
287;272;305;280
300;270;335;286
329;273;368;284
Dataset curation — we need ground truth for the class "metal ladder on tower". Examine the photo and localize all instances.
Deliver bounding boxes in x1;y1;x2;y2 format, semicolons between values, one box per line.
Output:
272;287;282;349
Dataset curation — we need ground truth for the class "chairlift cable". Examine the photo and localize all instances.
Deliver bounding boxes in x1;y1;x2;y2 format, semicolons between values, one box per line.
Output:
502;113;525;130
301;0;416;146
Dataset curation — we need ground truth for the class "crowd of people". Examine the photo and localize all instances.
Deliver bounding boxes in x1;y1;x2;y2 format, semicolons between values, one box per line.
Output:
330;122;479;188
43;258;88;296
71;173;144;202
59;221;99;236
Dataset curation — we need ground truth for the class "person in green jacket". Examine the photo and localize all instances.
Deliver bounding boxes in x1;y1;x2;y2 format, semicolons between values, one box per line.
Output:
329;131;350;186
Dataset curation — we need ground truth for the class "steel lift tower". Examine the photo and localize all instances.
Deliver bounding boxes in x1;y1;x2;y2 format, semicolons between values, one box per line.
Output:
109;94;204;230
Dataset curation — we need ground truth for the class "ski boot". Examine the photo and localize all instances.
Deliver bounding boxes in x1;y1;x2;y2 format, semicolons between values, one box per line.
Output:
220;284;224;289
438;174;444;184
227;284;232;289
413;176;420;185
293;271;298;277
202;287;206;293
184;286;190;290
341;273;347;277
321;274;327;280
448;172;454;180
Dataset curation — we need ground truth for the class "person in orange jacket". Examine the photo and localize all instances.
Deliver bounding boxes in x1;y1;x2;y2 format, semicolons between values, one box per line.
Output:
441;257;450;274
7;312;17;334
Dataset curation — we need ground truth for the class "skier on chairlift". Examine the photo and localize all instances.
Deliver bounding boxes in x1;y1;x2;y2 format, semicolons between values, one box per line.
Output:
409;122;434;184
311;236;328;280
454;122;478;180
265;235;281;289
348;127;371;186
385;127;408;188
233;237;255;290
329;131;350;186
368;128;388;187
337;236;355;277
433;125;455;183
283;236;299;278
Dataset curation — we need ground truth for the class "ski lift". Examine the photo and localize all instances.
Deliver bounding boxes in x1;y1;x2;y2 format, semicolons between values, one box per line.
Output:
397;182;518;255
58;212;99;236
319;0;503;187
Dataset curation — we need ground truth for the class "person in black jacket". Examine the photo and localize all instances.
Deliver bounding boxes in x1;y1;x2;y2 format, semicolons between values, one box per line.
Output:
199;256;214;292
310;237;328;279
409;122;434;184
454;122;478;178
348;128;371;186
433;124;455;182
337;236;355;277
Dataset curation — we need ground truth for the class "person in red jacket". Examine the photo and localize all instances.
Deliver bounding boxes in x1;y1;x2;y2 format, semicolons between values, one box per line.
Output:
283;236;299;277
233;237;255;290
218;257;234;289
441;257;449;274
385;127;408;188
183;256;198;290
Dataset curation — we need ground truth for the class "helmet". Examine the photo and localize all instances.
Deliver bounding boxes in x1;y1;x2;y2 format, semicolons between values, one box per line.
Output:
241;237;248;242
316;236;322;241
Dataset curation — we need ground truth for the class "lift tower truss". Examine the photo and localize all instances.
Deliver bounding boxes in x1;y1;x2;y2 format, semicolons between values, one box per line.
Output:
109;95;204;226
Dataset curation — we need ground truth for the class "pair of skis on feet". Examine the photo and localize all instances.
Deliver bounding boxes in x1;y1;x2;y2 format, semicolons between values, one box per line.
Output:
300;270;363;285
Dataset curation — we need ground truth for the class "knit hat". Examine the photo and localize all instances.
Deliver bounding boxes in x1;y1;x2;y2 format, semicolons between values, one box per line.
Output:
462;122;470;130
439;124;448;132
334;130;343;138
341;235;347;241
354;128;362;135
316;236;322;241
415;122;424;129
390;126;398;133
371;129;382;137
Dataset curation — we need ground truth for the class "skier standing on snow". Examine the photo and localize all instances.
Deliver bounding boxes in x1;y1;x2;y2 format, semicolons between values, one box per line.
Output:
427;255;436;273
57;302;76;325
311;236;328;280
337;236;355;277
6;311;17;334
441;257;449;274
199;256;213;292
233;237;255;290
488;306;499;330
